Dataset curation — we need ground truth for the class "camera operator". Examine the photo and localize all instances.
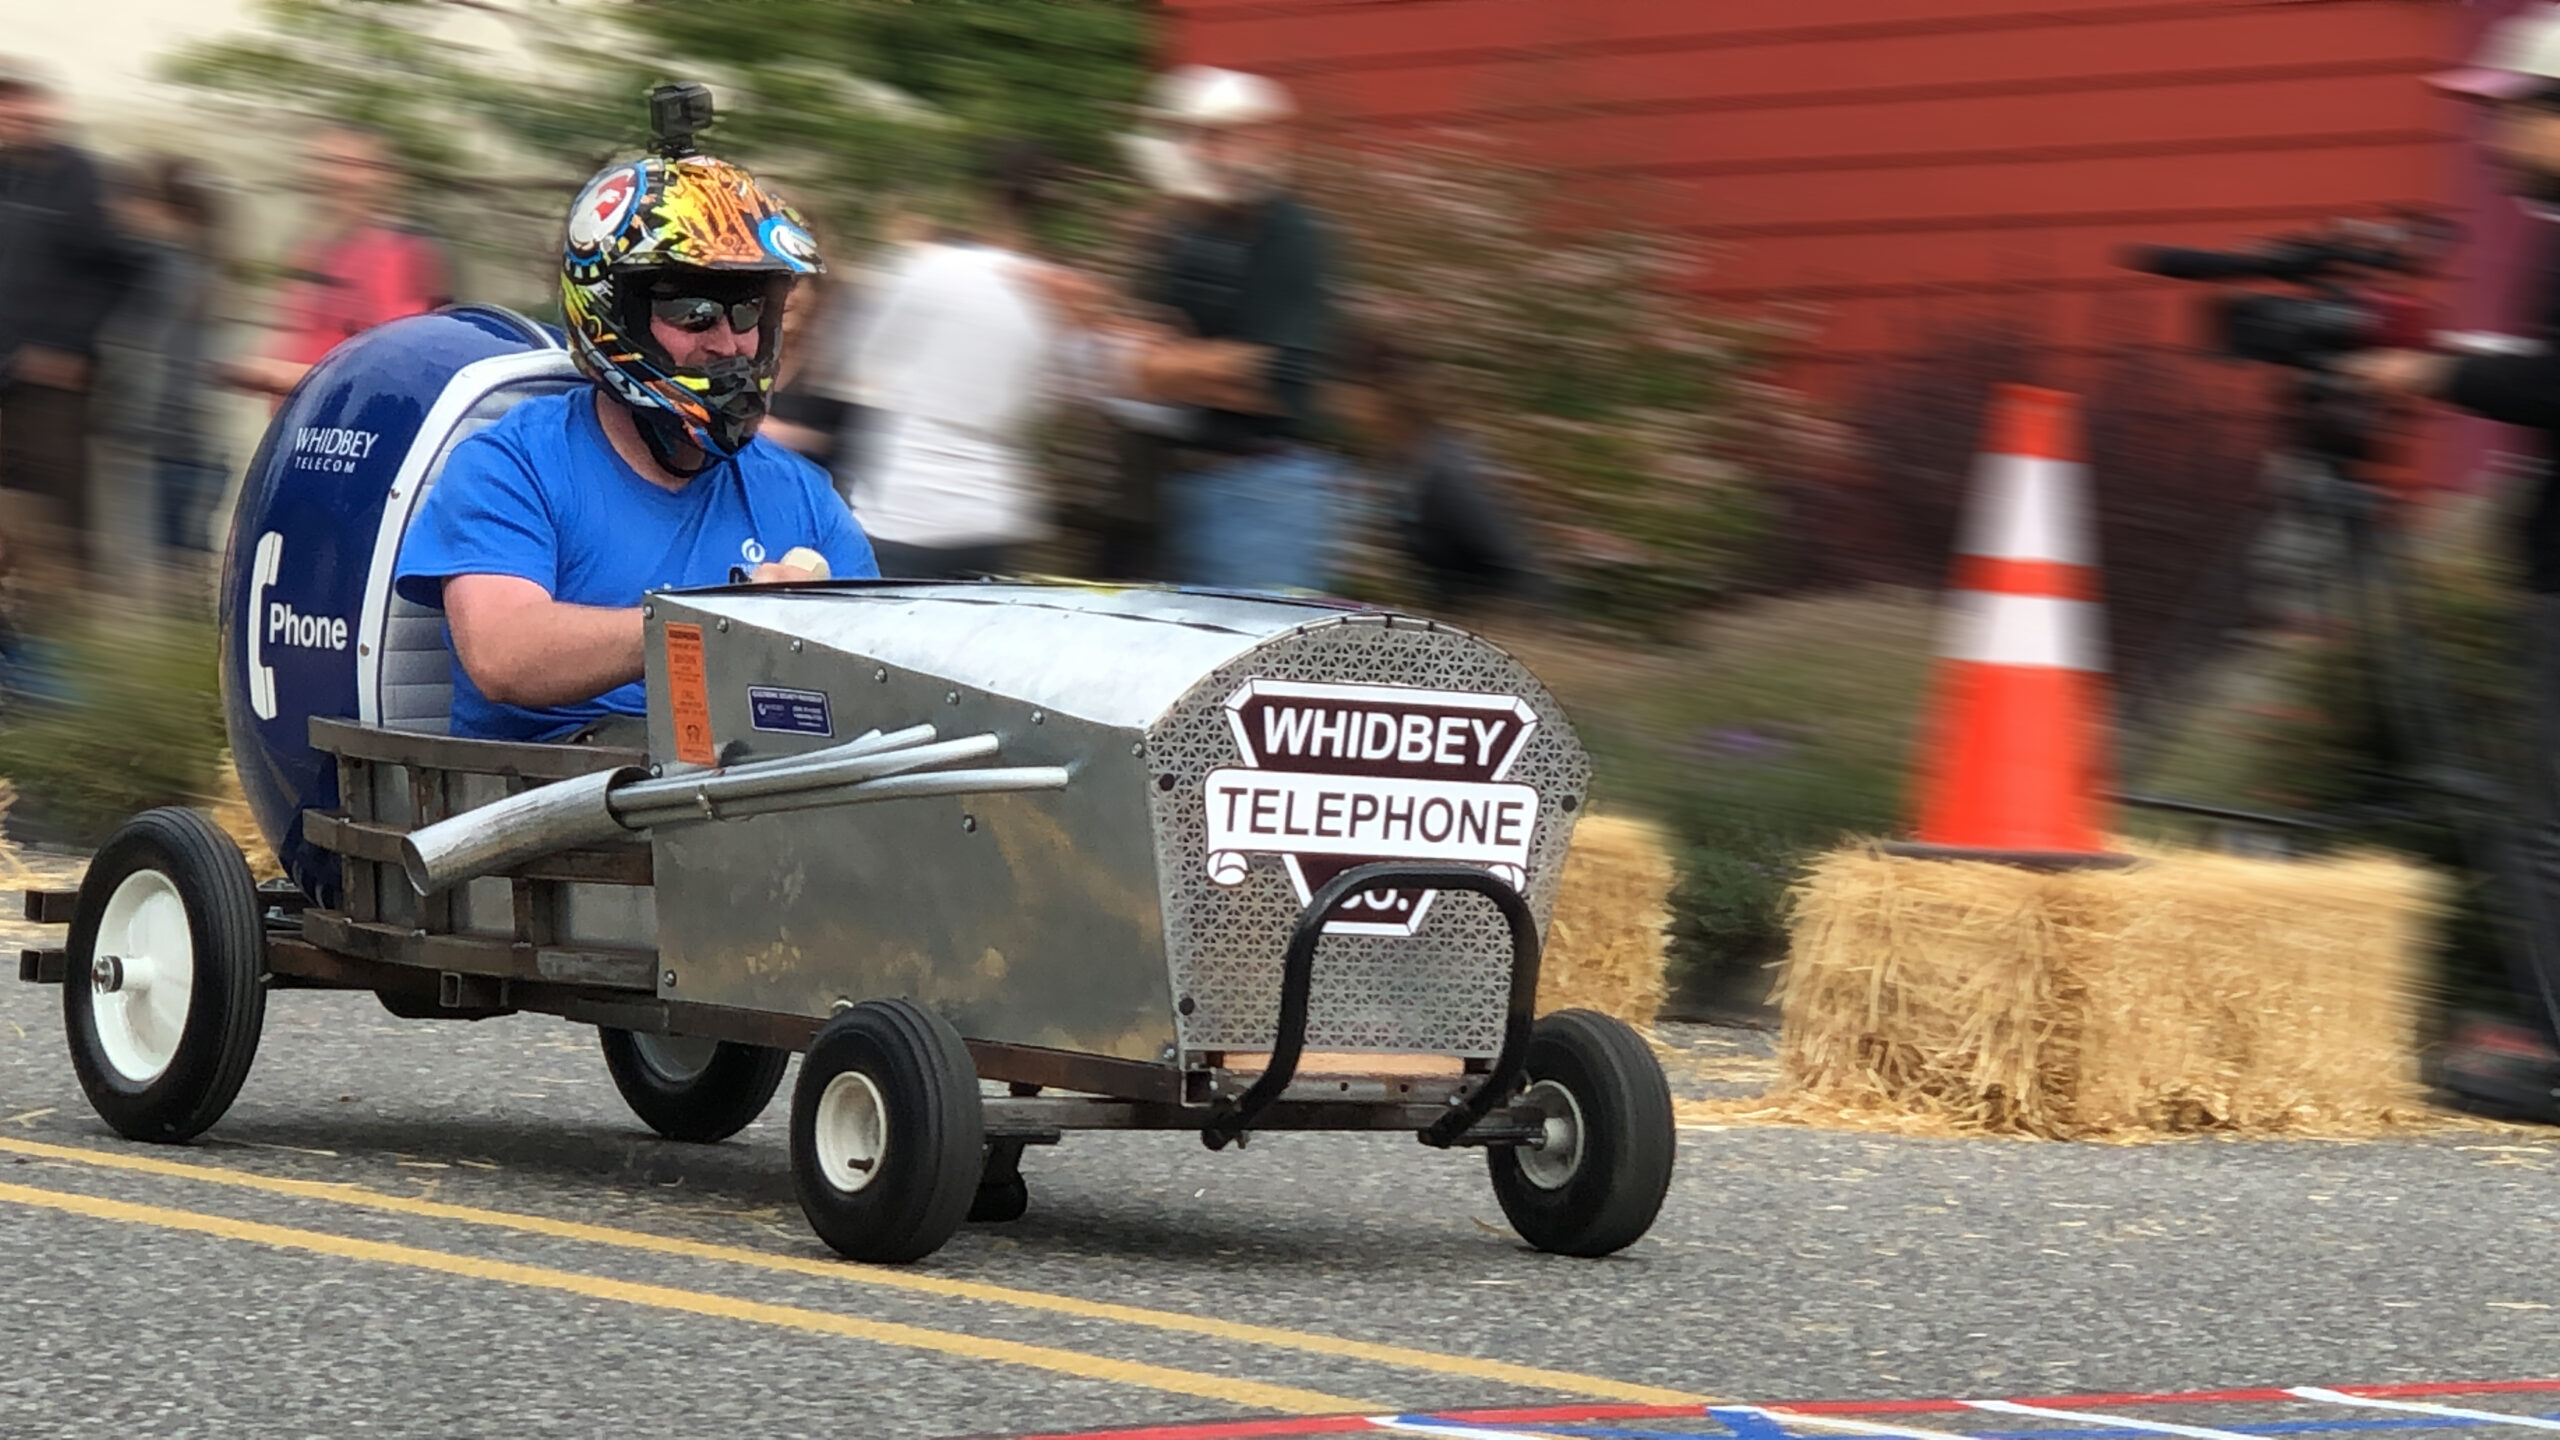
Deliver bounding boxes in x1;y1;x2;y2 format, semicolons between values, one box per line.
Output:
2342;9;2560;797
2332;8;2560;1093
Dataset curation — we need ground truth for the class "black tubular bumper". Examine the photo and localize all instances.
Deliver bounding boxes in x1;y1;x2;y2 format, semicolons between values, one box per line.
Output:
1199;861;1542;1151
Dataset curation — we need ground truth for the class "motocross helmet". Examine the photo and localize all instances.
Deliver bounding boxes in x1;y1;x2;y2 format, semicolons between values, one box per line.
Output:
560;142;822;475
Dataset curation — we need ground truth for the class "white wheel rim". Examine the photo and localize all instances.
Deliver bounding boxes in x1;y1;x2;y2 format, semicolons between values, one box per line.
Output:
1515;1078;1587;1191
814;1070;888;1194
90;869;195;1084
631;1032;720;1084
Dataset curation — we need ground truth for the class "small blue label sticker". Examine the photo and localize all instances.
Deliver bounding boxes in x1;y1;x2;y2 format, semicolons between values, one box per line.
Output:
747;685;832;737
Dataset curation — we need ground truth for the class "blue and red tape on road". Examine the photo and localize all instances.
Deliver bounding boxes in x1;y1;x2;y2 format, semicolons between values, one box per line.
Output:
995;1380;2560;1440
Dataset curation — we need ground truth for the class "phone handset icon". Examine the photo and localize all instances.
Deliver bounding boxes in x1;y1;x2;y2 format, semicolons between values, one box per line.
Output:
247;531;284;720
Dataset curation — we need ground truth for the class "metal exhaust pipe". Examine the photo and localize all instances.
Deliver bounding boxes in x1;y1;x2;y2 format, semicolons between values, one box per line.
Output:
624;764;1073;828
402;727;1057;894
400;766;647;896
606;733;994;826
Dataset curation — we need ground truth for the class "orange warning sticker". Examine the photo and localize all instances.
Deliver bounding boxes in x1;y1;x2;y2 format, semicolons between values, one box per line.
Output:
663;623;716;766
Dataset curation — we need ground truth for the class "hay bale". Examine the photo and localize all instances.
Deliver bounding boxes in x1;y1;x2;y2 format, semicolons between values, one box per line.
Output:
1772;843;2438;1138
210;752;284;881
1537;812;1673;1025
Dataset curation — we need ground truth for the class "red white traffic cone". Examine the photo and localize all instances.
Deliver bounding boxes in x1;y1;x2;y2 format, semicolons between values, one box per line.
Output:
1909;384;2114;858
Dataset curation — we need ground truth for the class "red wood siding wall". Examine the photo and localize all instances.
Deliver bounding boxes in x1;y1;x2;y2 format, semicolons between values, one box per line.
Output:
1167;0;2507;411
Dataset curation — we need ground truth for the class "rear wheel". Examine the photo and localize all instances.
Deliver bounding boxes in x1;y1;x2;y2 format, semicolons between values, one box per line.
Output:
790;999;983;1263
1485;1008;1675;1257
599;1028;789;1143
63;809;267;1142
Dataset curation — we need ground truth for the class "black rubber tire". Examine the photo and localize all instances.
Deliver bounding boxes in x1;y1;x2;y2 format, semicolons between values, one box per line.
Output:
63;808;267;1143
1486;1008;1675;1257
598;1028;789;1143
789;999;984;1263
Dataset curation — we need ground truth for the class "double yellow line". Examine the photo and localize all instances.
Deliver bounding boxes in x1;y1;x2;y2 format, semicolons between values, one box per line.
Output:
0;1134;1706;1415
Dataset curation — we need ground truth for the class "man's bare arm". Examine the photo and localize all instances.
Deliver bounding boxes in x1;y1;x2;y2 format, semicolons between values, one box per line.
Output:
443;559;824;710
442;574;646;709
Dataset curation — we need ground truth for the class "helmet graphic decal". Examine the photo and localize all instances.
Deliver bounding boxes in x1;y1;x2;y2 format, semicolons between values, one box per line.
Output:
759;215;821;272
565;164;646;280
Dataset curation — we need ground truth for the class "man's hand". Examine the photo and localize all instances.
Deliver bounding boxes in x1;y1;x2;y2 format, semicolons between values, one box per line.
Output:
1025;262;1112;331
1135;337;1281;413
216;356;313;398
2336;348;2453;400
746;547;829;585
7;347;90;392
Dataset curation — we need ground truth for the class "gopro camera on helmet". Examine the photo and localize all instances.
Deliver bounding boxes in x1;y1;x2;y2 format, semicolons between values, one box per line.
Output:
2119;216;2451;369
647;82;715;159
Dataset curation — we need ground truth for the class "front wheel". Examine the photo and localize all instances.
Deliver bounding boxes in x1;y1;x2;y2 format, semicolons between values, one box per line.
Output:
599;1028;789;1143
63;808;267;1142
1485;1008;1675;1257
789;999;984;1263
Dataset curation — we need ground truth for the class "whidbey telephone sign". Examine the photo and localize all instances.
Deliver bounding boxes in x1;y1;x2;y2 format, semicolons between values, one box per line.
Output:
1206;677;1540;936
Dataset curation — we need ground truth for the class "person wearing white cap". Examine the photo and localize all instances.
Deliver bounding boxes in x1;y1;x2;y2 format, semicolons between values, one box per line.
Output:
1111;65;1341;591
2342;4;2560;1102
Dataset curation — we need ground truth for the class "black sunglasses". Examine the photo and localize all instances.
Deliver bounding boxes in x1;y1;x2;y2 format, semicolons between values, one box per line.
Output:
649;292;768;335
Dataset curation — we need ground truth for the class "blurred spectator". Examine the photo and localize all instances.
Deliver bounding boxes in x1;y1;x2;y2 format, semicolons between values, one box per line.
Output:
1120;66;1339;592
97;158;229;570
1337;331;1541;613
843;142;1088;579
0;63;137;577
220;124;449;402
764;200;933;488
763;270;855;471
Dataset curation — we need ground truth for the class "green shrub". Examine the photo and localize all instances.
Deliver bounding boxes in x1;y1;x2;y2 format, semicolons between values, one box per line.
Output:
1555;588;1935;1001
0;611;227;849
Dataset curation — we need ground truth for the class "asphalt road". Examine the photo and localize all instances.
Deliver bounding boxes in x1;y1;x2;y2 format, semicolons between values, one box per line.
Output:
3;857;2558;1439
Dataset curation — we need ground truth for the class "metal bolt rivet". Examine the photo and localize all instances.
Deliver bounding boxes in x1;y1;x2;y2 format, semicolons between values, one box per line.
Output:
1156;774;1176;792
716;618;729;633
1131;742;1145;757
1177;995;1195;1016
642;604;654;619
1160;1045;1178;1061
662;970;677;987
91;955;123;994
790;639;803;652
946;691;960;706
358;643;371;657
648;763;663;778
1030;710;1044;725
874;667;888;683
961;814;978;833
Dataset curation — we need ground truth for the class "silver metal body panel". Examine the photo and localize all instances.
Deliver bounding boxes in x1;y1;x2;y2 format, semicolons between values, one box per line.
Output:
637;583;1589;1067
643;586;1179;1062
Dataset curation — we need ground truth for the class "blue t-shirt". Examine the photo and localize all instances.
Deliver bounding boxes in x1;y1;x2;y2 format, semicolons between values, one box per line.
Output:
393;386;878;742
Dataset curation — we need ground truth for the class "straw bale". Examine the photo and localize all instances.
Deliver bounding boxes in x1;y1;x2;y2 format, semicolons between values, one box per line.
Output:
210;752;284;881
0;781;38;887
1769;843;2439;1139
1536;812;1673;1025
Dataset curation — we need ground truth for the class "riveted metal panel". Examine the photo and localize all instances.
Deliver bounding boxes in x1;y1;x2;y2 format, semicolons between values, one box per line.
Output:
1144;613;1590;1057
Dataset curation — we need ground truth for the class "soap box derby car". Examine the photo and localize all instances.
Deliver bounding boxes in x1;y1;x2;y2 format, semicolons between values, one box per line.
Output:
17;307;1675;1263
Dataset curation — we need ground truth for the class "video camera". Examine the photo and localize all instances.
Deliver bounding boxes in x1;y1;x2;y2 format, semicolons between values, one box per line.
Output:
2121;217;2450;369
